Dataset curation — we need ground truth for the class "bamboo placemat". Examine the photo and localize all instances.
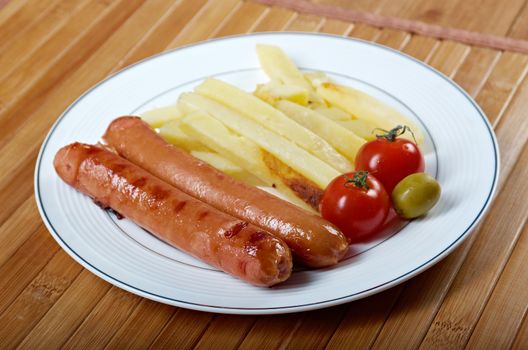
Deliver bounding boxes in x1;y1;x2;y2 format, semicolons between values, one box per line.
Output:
0;0;527;348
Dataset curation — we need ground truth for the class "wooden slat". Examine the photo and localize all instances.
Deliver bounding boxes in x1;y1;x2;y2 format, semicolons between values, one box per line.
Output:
104;300;176;349
0;154;36;226
252;6;296;32
319;18;353;35
401;34;440;62
285;12;324;31
17;270;111;350
465;222;528;349
0;196;41;267
348;23;382;41
166;0;240;49
427;40;470;77
452;47;500;97
285;306;348;349
512;314;528;349
215;1;269;37
238;314;302;349
0;0;143;140
120;0;210;69
0;0;89;82
381;0;527;37
0;0;62;52
0;0;143;158
493;74;528;188
476;52;528;125
0;227;59;316
507;0;528;39
61;288;141;349
376;28;411;49
194;315;257;350
0;250;82;348
148;309;214;349
0;0;28;24
326;288;403;349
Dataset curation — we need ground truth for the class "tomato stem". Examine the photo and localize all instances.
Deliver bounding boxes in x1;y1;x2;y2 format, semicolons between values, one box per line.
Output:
344;171;370;190
374;125;417;144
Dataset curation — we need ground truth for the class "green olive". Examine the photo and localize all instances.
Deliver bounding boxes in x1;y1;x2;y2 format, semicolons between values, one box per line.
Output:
392;173;441;219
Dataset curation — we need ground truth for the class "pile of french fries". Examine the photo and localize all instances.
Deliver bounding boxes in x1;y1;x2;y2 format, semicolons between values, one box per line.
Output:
141;45;424;212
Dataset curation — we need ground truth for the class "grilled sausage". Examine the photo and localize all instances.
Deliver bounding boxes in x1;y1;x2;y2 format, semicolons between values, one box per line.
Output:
103;117;349;267
54;143;292;287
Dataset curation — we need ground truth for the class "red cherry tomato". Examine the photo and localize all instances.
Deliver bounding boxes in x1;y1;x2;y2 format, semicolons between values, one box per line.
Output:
355;126;425;194
320;171;390;243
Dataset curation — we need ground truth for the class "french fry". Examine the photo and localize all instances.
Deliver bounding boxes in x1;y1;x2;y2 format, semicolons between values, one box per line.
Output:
140;105;182;128
314;106;378;140
256;45;326;107
189;150;264;186
317;82;424;144
304;71;330;88
276;100;365;162
261;150;323;210
178;92;341;189
158;119;209;152
313;106;351;121
256;44;312;90
338;119;378;141
194;78;352;173
254;80;309;106
179;110;318;212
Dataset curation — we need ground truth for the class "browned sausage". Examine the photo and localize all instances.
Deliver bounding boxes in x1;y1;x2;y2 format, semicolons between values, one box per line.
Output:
103;117;349;267
54;143;292;287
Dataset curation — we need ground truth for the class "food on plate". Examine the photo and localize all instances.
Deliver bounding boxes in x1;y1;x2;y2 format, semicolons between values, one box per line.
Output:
50;43;445;291
139;105;182;128
159;118;264;186
319;171;390;243
314;82;424;145
178;92;340;190
275;100;365;162
103;117;349;267
189;150;263;186
310;106;378;141
194;78;352;174
355;125;425;194
178;111;316;211
54;143;292;286
256;44;312;91
337;119;378;141
256;44;326;107
254;79;310;106
135;44;437;245
158;119;209;152
392;173;441;219
260;149;324;210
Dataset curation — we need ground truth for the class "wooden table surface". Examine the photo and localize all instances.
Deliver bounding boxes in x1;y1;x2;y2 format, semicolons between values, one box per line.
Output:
1;0;527;349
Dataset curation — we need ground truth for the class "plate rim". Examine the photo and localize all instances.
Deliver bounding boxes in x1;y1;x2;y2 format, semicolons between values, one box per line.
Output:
34;32;500;315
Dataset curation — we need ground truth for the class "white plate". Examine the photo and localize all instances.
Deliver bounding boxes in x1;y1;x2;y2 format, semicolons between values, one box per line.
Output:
35;33;499;314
